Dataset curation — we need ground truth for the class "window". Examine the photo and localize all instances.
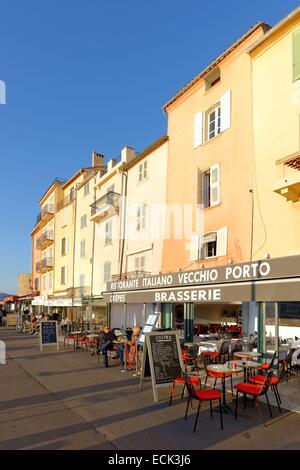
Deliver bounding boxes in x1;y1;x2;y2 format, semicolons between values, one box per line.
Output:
34;278;39;291
49;272;53;289
61;237;67;256
190;227;227;261
201;164;220;208
138;160;148;182
84;182;90;196
135;256;145;272
136;204;147;231
62;208;67;226
201;233;217;259
61;266;67;285
79;274;85;287
80;239;86;258
80;214;87;229
104;261;111;282
42;275;46;290
105;220;113;245
205;67;221;91
208;105;221;140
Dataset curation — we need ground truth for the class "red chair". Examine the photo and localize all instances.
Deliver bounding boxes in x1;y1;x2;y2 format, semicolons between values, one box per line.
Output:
203;361;233;397
184;373;223;432
234;370;274;425
248;373;281;413
169;373;201;406
257;351;276;372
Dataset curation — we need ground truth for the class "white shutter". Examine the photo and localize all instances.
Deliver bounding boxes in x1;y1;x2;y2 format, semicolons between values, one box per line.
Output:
194;112;203;148
190;235;200;261
216;227;228;257
210;163;220;207
220;89;231;132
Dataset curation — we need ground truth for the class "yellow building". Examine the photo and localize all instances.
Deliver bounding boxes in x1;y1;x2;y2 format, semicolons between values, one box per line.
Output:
250;6;300;341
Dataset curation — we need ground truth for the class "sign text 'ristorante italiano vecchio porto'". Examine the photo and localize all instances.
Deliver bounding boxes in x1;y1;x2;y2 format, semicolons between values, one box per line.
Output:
103;255;300;304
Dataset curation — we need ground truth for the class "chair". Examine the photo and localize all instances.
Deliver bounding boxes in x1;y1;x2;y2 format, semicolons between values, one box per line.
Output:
184;373;223;432
248;373;281;413
182;351;200;374
230;339;244;360
257;351;276;372
169;369;201;406
278;349;296;382
234;370;274;425
203;360;233;397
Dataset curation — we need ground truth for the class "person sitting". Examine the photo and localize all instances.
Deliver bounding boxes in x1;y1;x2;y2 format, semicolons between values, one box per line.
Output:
99;325;116;368
125;325;140;368
114;329;127;372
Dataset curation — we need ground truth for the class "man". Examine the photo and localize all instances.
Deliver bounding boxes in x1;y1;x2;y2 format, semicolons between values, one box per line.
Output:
99;325;116;368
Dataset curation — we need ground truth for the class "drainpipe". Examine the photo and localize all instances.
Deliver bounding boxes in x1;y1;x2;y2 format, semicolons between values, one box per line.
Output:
90;175;97;319
119;169;128;278
71;187;78;321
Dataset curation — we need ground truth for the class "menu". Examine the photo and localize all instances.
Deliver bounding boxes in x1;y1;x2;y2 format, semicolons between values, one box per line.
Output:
149;333;181;385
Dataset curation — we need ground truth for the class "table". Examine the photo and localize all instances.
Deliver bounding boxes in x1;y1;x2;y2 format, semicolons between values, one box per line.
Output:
230;360;261;382
233;352;262;360
206;364;243;414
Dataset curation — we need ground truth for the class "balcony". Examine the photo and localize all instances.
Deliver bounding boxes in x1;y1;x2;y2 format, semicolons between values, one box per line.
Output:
90;191;120;222
36;258;53;273
274;152;300;202
36;231;54;250
111;270;151;281
38;204;55;225
68;287;91;298
56;192;76;212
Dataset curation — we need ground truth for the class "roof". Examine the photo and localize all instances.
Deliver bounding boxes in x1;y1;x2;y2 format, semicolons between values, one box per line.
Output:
249;5;300;54
39;178;65;205
162;22;270;111
124;135;169;170
62;167;95;190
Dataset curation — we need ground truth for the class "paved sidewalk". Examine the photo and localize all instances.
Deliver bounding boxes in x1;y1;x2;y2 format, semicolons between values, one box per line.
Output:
0;329;299;450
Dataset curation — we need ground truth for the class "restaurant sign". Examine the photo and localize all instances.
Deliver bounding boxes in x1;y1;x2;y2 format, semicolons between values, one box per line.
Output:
103;255;300;304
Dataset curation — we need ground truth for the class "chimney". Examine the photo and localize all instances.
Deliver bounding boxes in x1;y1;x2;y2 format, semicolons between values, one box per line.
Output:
121;146;136;163
92;150;106;171
107;159;117;171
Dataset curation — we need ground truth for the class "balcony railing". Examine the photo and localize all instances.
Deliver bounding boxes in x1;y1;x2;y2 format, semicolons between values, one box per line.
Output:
90;191;120;222
37;204;55;224
67;287;92;298
56;192;76;212
36;231;54;249
36;258;53;272
111;270;151;281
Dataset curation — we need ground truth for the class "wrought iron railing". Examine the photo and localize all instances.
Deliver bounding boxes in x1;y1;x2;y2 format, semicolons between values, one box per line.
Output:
56;192;76;211
36;231;54;248
90;191;120;216
40;204;54;219
111;270;151;281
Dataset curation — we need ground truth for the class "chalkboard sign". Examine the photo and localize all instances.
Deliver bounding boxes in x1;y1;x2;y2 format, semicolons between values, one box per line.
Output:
40;321;59;351
140;331;184;402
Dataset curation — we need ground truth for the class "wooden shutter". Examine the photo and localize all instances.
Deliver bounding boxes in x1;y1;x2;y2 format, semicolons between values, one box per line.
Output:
194;112;203;148
197;168;203;205
65;237;69;255
293;28;300;82
190;235;200;261
216;227;228;257
65;266;68;284
220;89;231;132
210;163;220;206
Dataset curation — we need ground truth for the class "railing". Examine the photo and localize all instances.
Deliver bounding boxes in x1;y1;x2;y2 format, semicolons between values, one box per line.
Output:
111;270;151;281
36;258;53;271
36;213;41;224
67;287;91;298
56;192;76;211
90;191;120;216
41;204;54;219
36;231;54;248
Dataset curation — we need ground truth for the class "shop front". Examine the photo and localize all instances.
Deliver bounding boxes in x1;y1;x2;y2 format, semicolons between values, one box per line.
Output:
103;254;300;356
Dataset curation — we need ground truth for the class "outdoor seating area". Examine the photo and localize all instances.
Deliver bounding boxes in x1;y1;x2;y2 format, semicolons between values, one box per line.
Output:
172;338;300;433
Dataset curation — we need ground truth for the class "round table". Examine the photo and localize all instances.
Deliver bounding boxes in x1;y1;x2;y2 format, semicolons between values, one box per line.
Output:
206;363;243;414
230;360;261;382
233;352;262;360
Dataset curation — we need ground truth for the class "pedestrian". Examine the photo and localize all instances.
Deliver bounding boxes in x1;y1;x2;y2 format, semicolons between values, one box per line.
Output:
99;325;116;368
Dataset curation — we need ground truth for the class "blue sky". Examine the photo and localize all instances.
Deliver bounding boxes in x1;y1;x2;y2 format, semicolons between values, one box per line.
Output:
0;0;299;293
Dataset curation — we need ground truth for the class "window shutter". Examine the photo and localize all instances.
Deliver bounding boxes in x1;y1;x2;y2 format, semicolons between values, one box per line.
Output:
216;227;228;257
210;163;220;206
194;112;203;148
135;257;139;270
220;89;231;132
293;28;300;82
60;239;62;256
197;168;203;205
190;235;200;261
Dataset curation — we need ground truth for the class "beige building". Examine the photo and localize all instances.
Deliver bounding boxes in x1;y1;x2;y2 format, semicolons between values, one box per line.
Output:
17;273;32;297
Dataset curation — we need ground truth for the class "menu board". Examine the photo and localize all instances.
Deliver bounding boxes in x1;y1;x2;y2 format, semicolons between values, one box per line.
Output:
138;312;160;345
6;314;18;328
40;321;58;351
140;331;184;402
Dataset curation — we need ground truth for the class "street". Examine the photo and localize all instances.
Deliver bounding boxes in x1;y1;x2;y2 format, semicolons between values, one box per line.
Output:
0;329;300;450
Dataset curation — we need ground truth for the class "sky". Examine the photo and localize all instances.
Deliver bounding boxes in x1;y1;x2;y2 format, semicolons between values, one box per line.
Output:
0;0;299;293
